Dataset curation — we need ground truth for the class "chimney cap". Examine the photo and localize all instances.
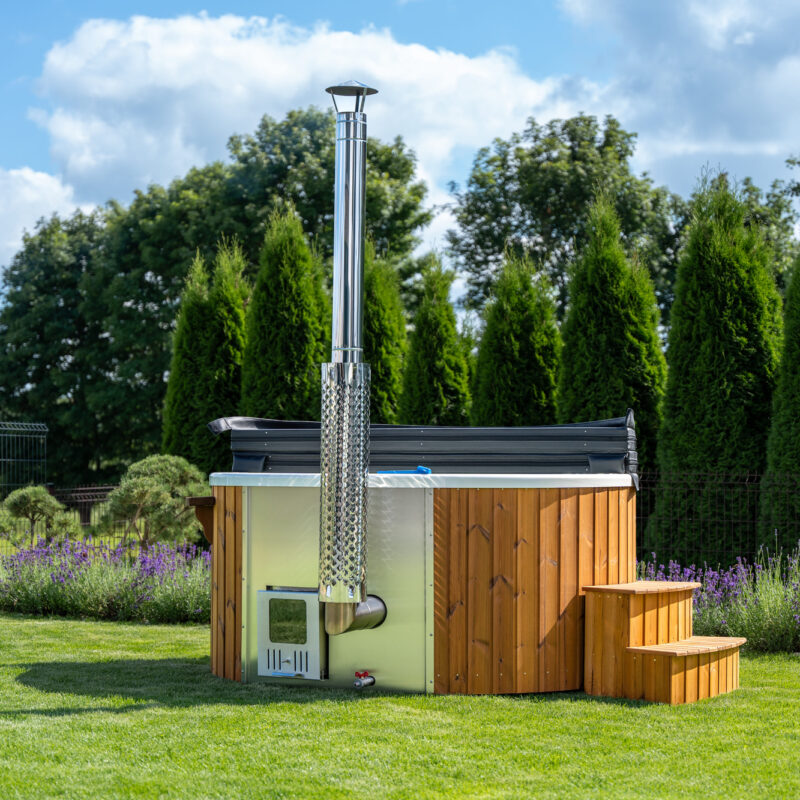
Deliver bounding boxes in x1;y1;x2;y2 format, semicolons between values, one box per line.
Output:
325;80;378;97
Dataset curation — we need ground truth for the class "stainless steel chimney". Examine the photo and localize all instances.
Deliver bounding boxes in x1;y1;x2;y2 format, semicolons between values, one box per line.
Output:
318;81;383;635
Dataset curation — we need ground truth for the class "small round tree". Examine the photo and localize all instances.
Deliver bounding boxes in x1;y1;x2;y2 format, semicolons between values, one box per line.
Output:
654;177;782;561
399;261;470;425
103;455;207;547
4;486;65;546
241;209;326;420
472;257;560;426
761;258;800;550
363;248;407;424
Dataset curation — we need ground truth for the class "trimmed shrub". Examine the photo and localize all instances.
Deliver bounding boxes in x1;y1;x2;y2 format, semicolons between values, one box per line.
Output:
761;258;800;550
3;486;65;546
102;455;207;547
241;210;326;420
363;249;407;424
162;255;211;463
558;197;666;472
653;178;782;561
399;262;470;425
472;257;560;426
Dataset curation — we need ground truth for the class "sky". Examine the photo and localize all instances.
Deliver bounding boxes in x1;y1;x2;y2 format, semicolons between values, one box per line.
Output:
2;0;800;269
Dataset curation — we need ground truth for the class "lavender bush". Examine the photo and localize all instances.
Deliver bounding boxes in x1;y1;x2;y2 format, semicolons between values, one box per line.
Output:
639;543;800;652
0;539;210;623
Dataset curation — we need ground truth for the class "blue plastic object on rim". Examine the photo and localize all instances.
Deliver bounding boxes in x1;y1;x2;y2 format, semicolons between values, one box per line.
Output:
376;465;432;474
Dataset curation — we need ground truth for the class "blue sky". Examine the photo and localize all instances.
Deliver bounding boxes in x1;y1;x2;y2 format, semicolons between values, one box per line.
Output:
2;0;799;266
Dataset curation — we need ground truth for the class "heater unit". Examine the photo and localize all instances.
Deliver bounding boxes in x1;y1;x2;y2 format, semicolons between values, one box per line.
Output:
256;589;325;680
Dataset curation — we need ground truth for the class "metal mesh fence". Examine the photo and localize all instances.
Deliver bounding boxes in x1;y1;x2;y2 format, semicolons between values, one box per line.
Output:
637;471;800;567
0;422;47;499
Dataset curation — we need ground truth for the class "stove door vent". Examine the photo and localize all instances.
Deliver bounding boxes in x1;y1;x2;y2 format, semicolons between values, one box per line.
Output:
256;590;325;680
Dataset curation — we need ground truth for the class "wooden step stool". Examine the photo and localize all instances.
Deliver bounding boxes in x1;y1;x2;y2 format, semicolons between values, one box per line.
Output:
583;581;745;705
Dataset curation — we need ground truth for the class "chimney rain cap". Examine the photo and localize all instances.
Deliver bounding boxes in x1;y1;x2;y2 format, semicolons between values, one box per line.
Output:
325;80;378;112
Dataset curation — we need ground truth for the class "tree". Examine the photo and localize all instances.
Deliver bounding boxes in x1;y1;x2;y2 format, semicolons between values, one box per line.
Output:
557;198;666;474
447;114;688;320
761;258;800;550
653;177;783;561
399;263;470;425
0;211;113;485
103;455;207;547
363;248;407;424
4;486;65;546
193;241;249;473
241;210;327;420
228;107;431;263
472;257;561;426
162;242;248;476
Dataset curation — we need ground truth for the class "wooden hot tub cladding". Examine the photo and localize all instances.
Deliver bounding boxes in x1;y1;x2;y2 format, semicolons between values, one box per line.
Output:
432;486;636;695
210;486;242;682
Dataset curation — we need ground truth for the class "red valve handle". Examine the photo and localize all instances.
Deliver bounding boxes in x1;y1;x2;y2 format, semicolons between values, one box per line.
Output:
355;670;371;679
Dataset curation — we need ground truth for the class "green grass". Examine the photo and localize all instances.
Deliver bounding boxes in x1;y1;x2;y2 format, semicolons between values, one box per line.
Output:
1;615;798;799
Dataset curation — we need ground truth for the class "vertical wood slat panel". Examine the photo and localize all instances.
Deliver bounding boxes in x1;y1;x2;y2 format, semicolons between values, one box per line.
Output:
670;656;685;705
657;593;669;644
211;487;221;677
516;489;538;693
607;489;619;584
224;486;236;680
449;490;469;693
594;491;608;585
644;594;658;646
624;595;642;699
699;652;710;699
583;591;596;693
214;487;225;677
560;489;579;690
468;489;493;693
719;648;728;692
493;489;516;693
433;485;633;696
234;487;242;681
433;491;450;695
541;489;560;692
710;651;719;697
618;489;628;583
627;489;636;579
601;593;620;697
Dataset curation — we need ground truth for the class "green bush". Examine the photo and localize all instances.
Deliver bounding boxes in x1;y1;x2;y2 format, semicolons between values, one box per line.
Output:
241;209;327;420
3;486;65;546
399;262;470;425
558;197;665;472
102;455;207;547
652;177;782;560
162;241;248;476
761;258;800;550
472;257;560;426
0;540;210;623
363;248;407;424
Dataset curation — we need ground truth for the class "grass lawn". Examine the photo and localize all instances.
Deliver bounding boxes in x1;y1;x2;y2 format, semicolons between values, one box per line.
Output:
1;614;798;799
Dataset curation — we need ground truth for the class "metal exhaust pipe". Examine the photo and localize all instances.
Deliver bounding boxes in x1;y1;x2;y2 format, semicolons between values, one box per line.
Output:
318;80;385;635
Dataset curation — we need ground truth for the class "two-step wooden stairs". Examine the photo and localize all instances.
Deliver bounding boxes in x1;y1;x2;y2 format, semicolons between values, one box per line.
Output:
583;581;745;705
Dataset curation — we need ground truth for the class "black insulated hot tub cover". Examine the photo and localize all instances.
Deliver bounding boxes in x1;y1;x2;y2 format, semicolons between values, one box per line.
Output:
208;411;638;487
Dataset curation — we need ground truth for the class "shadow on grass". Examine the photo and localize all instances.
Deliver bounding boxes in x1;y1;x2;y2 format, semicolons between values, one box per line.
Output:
11;657;660;718
12;656;369;714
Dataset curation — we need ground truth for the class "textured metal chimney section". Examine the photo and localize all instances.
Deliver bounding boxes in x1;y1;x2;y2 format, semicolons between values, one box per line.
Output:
319;81;378;631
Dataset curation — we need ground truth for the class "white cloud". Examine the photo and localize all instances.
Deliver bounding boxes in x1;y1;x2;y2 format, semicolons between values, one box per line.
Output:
0;168;80;269
30;14;609;251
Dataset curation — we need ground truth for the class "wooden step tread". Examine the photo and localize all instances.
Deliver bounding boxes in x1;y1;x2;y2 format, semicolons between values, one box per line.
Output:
627;635;746;656
584;581;701;595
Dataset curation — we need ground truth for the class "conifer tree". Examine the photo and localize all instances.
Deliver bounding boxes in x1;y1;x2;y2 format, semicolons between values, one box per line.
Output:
191;241;249;475
363;247;407;424
399;262;470;425
241;210;326;420
472;257;560;426
655;178;782;561
761;258;800;550
558;198;666;474
162;255;210;464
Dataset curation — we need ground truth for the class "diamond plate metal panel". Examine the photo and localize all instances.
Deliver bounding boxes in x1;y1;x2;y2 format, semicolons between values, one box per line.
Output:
319;361;370;603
